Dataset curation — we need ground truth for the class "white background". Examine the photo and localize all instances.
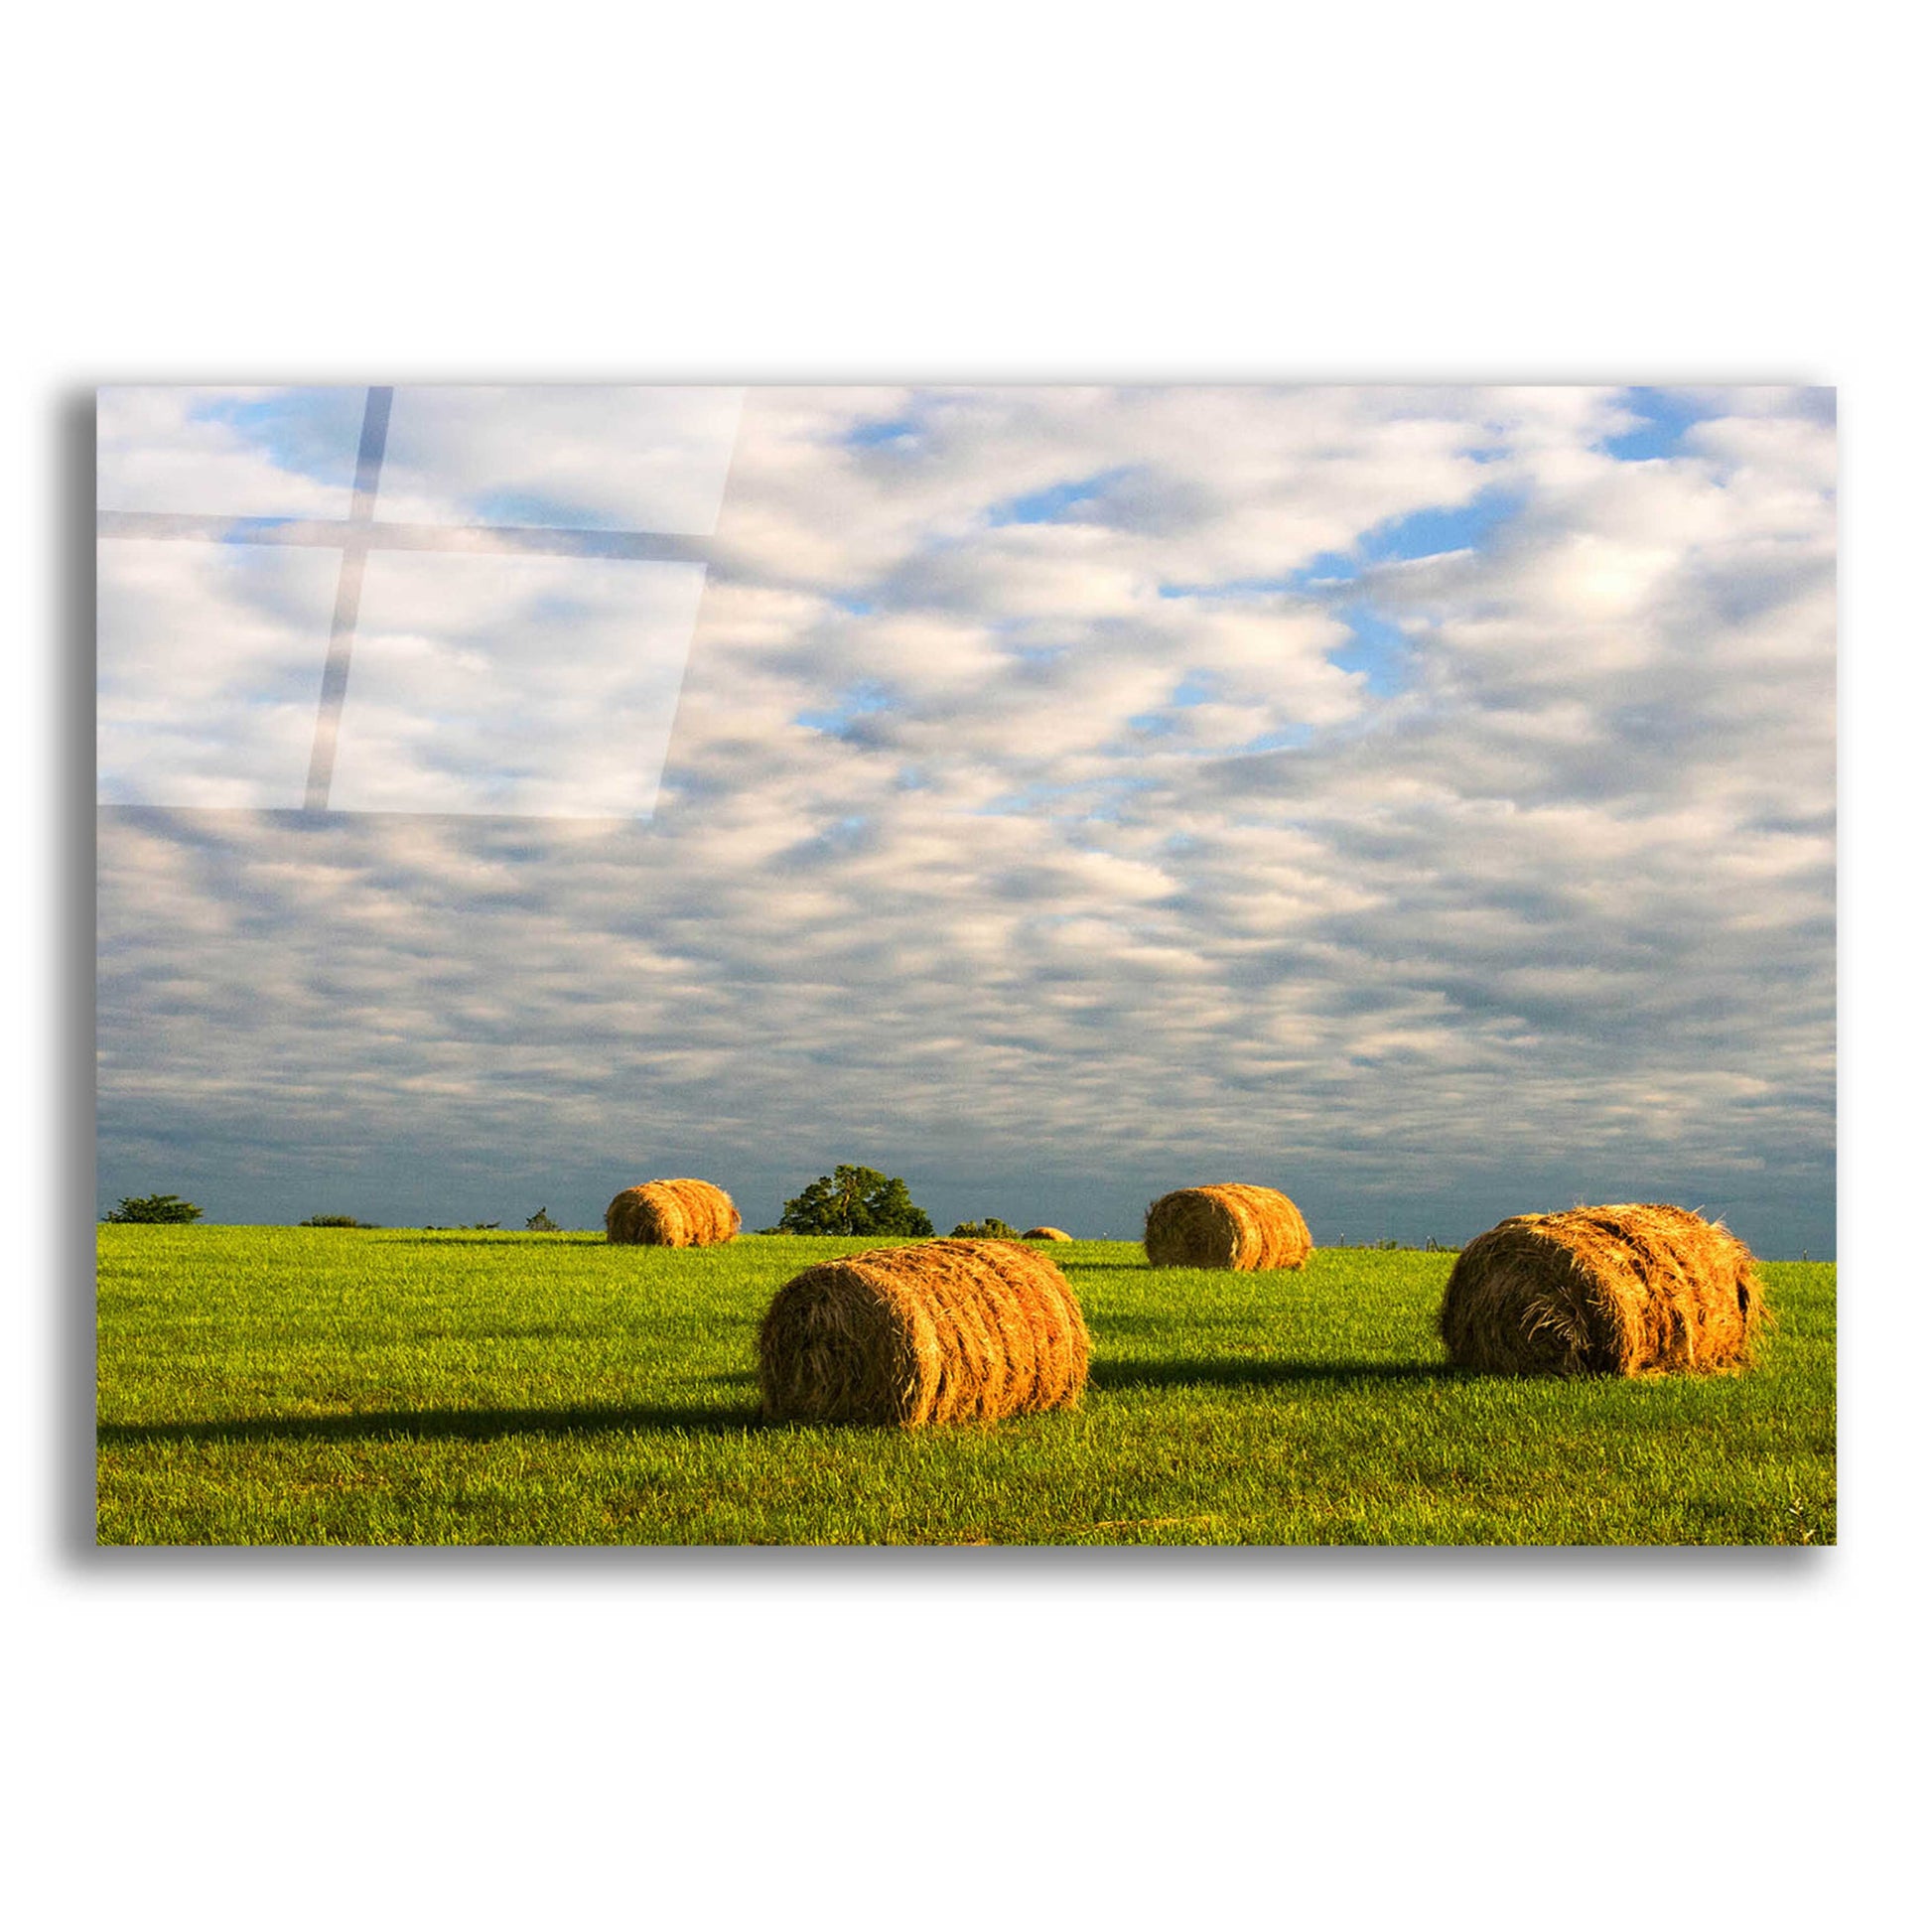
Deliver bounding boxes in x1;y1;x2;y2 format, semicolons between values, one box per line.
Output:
8;4;1922;1927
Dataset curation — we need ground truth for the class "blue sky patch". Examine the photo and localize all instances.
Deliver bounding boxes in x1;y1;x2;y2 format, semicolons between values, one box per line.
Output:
981;774;1156;819
1329;608;1413;697
1128;673;1218;738
989;468;1131;527
1159;575;1296;600
1166;486;1522;601
186;388;366;493
1357;487;1521;565
463;487;634;530
1231;723;1316;754
1600;387;1723;462
795;682;896;736
845;416;920;449
1287;489;1521;589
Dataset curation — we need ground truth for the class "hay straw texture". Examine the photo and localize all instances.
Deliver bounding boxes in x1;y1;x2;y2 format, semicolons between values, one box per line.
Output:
758;1238;1091;1427
1439;1202;1763;1376
1143;1184;1312;1271
604;1178;741;1247
1024;1226;1072;1241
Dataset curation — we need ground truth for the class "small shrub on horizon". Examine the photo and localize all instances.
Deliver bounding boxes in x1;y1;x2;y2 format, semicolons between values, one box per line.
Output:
951;1217;1021;1239
525;1206;562;1232
298;1214;376;1229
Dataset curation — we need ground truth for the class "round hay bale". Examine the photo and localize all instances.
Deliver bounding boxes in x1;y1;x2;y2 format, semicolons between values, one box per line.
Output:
604;1177;741;1248
758;1238;1090;1427
1439;1202;1763;1376
1143;1184;1311;1270
1024;1226;1072;1241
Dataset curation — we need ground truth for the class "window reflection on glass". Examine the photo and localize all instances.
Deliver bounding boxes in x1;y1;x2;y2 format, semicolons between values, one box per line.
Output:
94;384;744;817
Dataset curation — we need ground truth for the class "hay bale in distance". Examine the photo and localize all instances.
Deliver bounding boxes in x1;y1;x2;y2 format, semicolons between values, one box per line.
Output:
758;1238;1090;1427
1439;1202;1763;1376
605;1177;741;1248
1024;1226;1072;1242
1144;1184;1311;1271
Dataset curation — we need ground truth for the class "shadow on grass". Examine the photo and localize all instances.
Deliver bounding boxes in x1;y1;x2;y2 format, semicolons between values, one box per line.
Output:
95;1364;1461;1446
1057;1260;1320;1275
375;1235;607;1249
1093;1358;1459;1392
99;1399;763;1447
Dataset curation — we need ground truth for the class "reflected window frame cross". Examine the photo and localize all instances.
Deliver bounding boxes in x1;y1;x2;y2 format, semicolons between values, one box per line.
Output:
95;384;730;814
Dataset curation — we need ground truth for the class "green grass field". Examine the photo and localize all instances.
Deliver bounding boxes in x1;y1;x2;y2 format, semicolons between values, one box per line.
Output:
94;1227;1836;1546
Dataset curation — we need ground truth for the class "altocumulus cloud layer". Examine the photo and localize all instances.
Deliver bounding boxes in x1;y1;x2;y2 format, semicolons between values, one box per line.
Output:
96;385;1836;1253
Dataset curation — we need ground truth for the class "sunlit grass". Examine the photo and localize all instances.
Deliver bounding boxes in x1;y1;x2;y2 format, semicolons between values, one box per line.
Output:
95;1228;1835;1545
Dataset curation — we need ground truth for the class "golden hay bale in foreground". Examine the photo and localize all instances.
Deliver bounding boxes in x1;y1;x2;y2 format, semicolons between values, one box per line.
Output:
604;1178;741;1248
758;1238;1090;1427
1439;1202;1763;1376
1143;1184;1311;1271
1024;1226;1072;1241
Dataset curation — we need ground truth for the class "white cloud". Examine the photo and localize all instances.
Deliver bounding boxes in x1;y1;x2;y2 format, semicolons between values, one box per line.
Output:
330;552;707;816
374;386;744;533
96;538;341;807
96;386;361;518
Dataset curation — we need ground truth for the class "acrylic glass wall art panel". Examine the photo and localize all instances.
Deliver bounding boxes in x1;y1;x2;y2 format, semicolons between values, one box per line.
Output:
94;384;1837;1547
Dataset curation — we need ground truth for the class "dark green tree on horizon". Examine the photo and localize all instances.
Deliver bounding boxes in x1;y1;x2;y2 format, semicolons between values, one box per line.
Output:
777;1165;934;1238
103;1193;203;1224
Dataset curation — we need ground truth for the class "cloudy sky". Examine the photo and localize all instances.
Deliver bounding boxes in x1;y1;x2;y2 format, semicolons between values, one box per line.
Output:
95;384;1836;1254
